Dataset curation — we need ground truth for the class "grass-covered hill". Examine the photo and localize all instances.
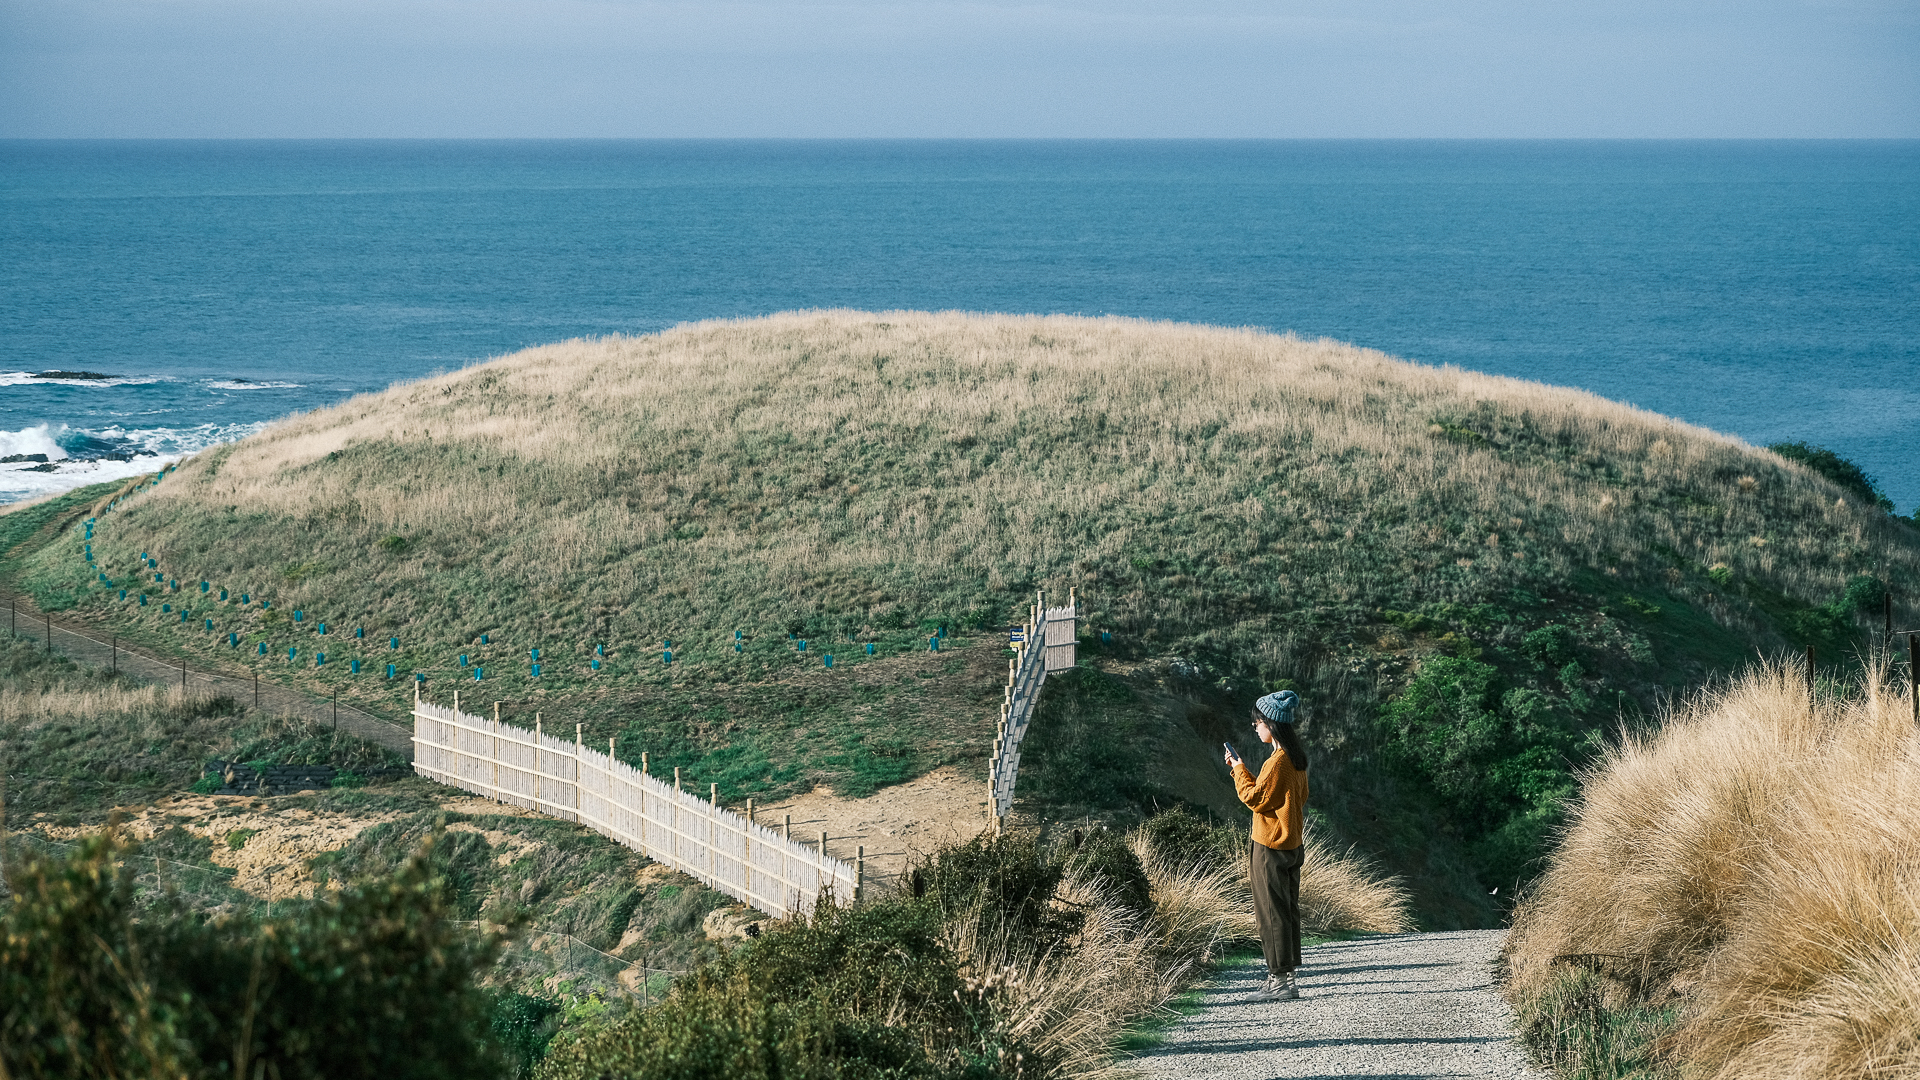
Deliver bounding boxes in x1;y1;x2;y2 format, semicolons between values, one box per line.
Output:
19;310;1919;926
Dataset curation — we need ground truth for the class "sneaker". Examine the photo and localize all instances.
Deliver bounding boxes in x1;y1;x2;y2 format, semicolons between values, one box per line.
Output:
1275;972;1299;1000
1262;973;1283;997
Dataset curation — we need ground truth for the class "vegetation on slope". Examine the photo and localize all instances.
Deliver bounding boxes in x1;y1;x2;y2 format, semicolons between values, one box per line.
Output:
1;830;507;1080
1503;660;1920;1080
3;806;1411;1078
14;311;1918;922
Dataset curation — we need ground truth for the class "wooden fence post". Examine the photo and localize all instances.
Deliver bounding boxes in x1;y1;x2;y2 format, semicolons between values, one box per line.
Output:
1806;646;1817;705
1910;634;1918;726
534;714;542;806
575;724;583;815
855;846;864;903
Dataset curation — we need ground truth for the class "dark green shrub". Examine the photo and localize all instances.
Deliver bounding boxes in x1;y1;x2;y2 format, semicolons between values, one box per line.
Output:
1136;807;1243;875
918;833;1079;951
1063;828;1153;921
537;893;1032;1080
1521;625;1577;670
1838;574;1885;614
0;828;511;1080
1768;441;1895;511
1375;657;1584;886
492;993;561;1075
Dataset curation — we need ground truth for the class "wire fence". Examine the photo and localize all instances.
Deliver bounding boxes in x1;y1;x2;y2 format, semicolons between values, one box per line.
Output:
988;590;1077;829
0;588;412;757
411;695;862;920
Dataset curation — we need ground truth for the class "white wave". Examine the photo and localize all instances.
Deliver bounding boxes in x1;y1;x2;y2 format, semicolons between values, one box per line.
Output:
0;456;176;504
0;371;164;388
0;424;69;461
206;379;305;391
89;422;269;458
0;421;269;506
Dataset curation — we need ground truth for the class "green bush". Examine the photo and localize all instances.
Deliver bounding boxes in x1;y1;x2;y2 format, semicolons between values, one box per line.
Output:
1136;806;1241;874
1063;828;1153;920
1767;441;1895;512
0;828;512;1079
1374;657;1586;886
538;893;1032;1080
917;833;1079;952
492;993;561;1076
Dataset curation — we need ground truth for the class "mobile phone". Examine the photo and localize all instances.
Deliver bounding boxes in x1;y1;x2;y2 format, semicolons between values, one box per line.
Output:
1223;742;1239;761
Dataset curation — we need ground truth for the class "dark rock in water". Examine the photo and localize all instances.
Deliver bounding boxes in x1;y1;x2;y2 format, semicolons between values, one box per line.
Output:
0;454;49;464
24;463;59;473
32;370;114;381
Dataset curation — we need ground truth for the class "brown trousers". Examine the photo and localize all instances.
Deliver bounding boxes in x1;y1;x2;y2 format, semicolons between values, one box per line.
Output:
1251;841;1304;974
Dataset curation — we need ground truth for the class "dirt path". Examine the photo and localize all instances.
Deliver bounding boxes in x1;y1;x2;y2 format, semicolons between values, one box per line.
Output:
1132;930;1544;1080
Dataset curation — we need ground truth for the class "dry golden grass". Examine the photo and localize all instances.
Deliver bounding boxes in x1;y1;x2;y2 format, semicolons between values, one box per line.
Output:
0;680;177;726
938;826;1412;1078
79;310;1917;670
1300;835;1415;935
1505;659;1920;1079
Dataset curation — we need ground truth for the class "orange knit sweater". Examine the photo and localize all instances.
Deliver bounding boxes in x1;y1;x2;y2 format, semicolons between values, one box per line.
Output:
1233;746;1308;850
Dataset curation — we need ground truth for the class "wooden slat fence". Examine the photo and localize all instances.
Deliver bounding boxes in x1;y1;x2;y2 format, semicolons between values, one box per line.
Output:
411;697;859;919
988;590;1077;829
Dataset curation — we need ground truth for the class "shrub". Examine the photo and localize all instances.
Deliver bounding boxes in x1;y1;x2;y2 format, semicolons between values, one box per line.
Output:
0;827;511;1080
1062;827;1153;921
1374;656;1587;885
1767;441;1895;511
916;833;1079;953
539;892;1028;1080
1136;806;1242;874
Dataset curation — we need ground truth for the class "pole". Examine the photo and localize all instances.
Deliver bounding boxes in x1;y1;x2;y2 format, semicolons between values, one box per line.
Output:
855;845;864;902
1806;645;1816;705
1911;634;1919;726
254;672;259;708
111;636;117;675
180;658;186;692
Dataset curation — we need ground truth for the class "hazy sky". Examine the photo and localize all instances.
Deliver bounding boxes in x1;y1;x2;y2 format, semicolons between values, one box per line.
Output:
1;0;1915;137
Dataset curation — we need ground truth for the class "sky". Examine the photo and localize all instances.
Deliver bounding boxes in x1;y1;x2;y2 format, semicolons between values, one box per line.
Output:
0;0;1915;137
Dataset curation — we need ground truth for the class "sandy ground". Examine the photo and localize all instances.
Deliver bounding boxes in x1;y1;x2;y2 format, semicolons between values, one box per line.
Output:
749;764;994;892
36;794;404;901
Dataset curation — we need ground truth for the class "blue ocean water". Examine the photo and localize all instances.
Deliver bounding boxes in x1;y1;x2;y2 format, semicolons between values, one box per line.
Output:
3;140;1916;509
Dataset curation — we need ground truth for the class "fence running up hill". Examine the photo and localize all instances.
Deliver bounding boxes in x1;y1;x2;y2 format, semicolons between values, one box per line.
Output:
988;590;1077;829
411;696;860;920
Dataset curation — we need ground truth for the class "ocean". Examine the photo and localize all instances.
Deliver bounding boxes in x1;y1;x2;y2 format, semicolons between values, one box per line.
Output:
3;139;1916;510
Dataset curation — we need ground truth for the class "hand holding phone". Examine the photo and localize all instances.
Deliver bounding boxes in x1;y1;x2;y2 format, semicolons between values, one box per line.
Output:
1223;742;1241;766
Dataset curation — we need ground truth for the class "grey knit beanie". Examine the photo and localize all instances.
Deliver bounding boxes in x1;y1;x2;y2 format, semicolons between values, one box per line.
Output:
1254;690;1299;724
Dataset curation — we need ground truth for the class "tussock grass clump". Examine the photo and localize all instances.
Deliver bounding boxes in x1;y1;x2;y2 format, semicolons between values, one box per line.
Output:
1134;808;1412;936
1504;660;1920;1079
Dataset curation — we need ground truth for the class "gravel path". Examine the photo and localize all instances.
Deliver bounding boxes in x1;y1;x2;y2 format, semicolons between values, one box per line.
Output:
1132;929;1546;1080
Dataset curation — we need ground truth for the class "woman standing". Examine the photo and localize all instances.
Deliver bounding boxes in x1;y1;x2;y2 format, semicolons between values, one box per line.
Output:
1225;689;1310;999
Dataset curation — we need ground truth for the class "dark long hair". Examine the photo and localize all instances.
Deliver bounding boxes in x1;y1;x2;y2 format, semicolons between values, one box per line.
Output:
1270;720;1310;772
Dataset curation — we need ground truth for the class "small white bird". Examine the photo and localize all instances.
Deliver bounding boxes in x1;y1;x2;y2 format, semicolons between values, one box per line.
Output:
1490;888;1499;895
